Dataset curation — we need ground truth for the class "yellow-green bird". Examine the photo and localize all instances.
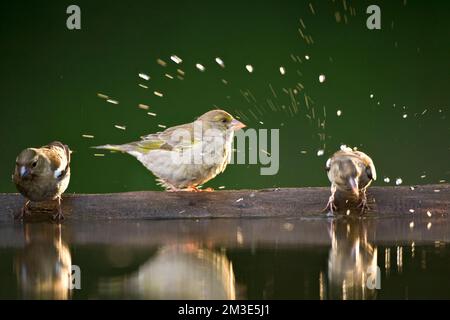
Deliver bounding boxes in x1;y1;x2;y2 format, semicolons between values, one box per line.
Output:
13;141;71;220
324;146;376;214
94;110;246;191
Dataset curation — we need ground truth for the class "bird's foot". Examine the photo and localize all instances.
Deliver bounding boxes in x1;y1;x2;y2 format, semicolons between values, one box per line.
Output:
323;198;337;215
52;197;64;222
185;186;201;192
52;209;65;222
15;201;31;220
184;186;214;192
323;186;337;215
357;198;370;214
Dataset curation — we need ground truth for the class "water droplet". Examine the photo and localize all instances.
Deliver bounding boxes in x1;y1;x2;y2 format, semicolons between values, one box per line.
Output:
215;57;225;68
138;73;150;81
170;55;183;64
195;63;205;72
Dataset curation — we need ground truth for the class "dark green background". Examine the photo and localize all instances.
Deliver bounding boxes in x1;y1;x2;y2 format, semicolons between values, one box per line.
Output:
1;0;448;193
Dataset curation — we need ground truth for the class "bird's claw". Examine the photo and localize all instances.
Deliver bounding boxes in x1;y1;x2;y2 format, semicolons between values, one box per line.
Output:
15;202;31;220
52;197;64;222
185;186;214;192
356;191;370;214
52;210;65;222
323;199;337;215
357;199;370;214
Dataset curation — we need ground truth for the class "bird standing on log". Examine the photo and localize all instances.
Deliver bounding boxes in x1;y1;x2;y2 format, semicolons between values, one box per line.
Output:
94;110;246;191
325;146;376;214
12;141;71;220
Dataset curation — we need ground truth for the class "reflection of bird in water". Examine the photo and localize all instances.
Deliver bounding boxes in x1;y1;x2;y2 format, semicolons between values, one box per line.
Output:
324;218;378;300
14;223;72;299
100;244;236;300
325;146;376;214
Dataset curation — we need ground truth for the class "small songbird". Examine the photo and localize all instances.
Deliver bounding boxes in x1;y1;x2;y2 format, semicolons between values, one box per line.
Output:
324;146;376;214
94;110;246;191
12;141;71;220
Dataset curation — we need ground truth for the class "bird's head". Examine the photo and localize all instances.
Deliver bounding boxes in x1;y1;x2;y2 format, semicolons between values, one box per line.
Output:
15;148;44;180
198;110;246;132
328;156;360;196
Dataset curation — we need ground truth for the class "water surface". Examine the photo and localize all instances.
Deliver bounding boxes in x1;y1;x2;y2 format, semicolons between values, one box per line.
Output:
1;214;449;299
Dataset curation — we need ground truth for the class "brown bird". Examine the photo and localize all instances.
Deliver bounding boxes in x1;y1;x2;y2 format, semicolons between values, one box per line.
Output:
12;141;71;220
324;146;376;214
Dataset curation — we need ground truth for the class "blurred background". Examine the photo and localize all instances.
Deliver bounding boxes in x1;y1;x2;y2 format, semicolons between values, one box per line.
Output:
0;0;448;193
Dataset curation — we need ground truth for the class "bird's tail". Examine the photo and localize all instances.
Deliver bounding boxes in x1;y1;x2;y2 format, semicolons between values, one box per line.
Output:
92;144;131;153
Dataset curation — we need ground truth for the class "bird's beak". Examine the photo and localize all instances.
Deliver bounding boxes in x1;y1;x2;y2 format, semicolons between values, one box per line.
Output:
349;177;359;196
20;166;30;178
230;119;246;131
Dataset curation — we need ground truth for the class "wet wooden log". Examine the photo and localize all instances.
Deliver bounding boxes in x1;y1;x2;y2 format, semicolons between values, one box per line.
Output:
0;184;448;222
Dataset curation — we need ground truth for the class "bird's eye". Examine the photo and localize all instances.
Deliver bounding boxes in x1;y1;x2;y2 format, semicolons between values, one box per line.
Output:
31;161;37;168
222;118;228;123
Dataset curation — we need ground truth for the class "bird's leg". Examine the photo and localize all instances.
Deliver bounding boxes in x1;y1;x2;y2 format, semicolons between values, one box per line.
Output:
357;189;370;214
52;196;65;221
323;185;337;215
15;200;31;220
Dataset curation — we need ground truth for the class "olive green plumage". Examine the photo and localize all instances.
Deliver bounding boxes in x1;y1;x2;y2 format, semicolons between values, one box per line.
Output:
94;110;245;191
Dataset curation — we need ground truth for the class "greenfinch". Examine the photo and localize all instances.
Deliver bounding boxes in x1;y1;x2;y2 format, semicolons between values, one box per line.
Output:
94;109;246;191
324;146;376;214
108;245;236;299
12;141;71;220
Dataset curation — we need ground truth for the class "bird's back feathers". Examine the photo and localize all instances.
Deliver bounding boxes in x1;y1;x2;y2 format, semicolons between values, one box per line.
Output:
94;122;199;154
42;141;71;180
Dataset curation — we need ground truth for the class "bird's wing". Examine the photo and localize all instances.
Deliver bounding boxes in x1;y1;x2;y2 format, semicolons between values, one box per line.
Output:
94;122;202;154
42;141;71;180
353;151;377;181
325;157;332;171
137;122;199;152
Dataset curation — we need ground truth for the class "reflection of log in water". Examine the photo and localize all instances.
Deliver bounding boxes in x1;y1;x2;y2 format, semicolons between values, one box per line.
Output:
99;244;236;300
14;223;72;300
325;218;378;300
